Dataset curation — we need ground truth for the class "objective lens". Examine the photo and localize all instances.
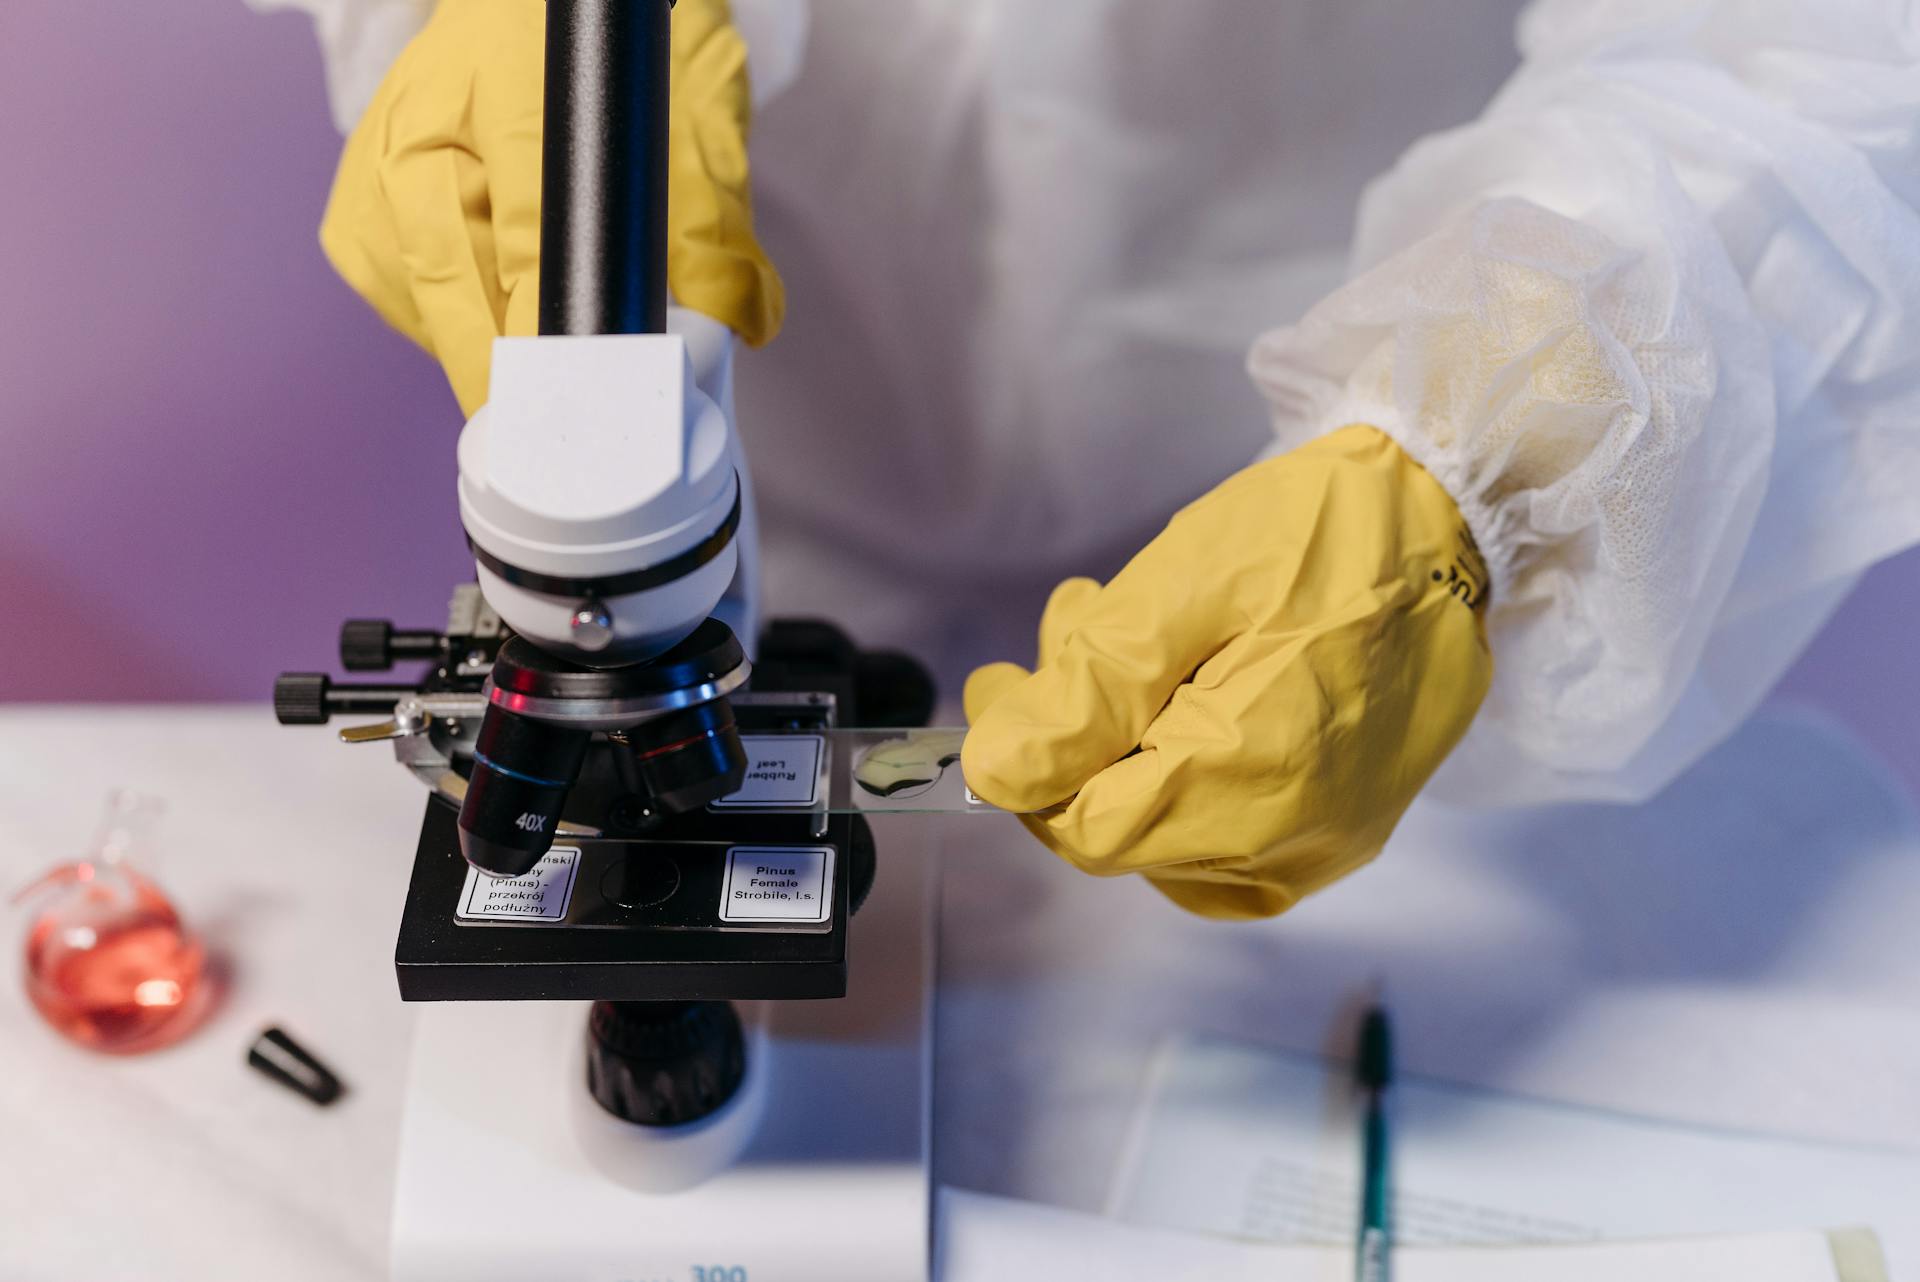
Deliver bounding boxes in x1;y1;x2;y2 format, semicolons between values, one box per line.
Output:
458;704;592;878
458;622;752;874
612;699;748;818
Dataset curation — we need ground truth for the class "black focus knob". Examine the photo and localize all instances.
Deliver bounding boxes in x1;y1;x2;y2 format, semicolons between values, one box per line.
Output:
340;619;445;671
273;673;331;725
339;619;394;671
585;1000;747;1128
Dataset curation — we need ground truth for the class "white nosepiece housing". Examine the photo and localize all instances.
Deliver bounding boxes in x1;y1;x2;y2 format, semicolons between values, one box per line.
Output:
458;333;739;666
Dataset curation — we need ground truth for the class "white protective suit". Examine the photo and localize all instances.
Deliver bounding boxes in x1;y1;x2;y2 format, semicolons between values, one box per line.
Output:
259;0;1920;809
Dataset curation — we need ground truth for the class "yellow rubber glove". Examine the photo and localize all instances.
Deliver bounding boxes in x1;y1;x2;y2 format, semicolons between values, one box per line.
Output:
319;0;784;417
962;425;1492;920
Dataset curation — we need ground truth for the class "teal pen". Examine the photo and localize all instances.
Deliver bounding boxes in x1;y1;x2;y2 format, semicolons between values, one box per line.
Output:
1354;1003;1393;1282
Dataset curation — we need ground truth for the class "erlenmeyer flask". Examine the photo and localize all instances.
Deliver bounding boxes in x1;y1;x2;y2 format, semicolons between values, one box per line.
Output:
15;793;206;1053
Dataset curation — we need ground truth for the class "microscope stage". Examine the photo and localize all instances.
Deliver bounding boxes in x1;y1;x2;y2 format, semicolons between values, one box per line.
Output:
394;798;856;1002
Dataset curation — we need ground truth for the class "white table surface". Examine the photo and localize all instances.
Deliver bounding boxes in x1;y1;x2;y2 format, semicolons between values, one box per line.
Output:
3;702;1917;1279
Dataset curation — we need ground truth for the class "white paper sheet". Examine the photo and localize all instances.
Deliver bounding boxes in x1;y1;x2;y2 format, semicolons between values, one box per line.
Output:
939;1189;1861;1282
1108;1036;1920;1274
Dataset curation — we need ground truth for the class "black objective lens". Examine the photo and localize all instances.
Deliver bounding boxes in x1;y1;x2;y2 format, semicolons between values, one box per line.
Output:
457;623;752;877
458;704;592;878
613;700;748;818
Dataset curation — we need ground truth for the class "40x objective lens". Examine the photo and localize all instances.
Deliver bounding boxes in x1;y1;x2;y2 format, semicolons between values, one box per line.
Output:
458;704;592;879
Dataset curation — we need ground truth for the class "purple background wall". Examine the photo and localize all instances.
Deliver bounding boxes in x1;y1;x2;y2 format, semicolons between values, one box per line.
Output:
2;1;1917;798
0;1;473;702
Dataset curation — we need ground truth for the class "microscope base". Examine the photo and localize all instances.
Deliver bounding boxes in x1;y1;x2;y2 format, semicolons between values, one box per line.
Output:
389;840;936;1282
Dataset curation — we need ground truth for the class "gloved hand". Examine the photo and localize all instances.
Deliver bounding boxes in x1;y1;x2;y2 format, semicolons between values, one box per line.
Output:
319;0;784;417
962;425;1492;920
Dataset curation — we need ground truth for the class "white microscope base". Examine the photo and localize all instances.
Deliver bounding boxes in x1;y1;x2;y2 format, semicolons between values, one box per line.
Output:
390;846;935;1282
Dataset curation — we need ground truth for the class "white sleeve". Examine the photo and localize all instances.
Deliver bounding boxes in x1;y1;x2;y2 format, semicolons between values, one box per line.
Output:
1248;0;1920;808
732;0;810;111
250;0;810;135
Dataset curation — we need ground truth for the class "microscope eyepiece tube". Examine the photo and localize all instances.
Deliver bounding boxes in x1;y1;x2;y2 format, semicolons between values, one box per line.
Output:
540;0;674;338
457;704;593;878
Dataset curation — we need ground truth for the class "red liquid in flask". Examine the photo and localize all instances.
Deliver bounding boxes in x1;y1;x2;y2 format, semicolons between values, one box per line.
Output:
21;863;206;1054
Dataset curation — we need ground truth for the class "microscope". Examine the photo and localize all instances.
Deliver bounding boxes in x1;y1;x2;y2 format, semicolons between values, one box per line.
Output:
272;4;960;1276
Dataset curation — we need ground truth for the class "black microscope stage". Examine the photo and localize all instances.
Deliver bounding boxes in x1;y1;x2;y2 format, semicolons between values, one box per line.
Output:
395;697;870;1003
280;609;931;1005
393;799;860;1002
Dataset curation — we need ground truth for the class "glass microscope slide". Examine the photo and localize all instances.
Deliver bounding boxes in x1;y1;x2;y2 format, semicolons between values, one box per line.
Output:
713;728;1048;816
426;728;1049;820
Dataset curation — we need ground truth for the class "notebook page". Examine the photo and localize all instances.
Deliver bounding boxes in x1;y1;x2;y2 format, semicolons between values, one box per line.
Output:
1107;1035;1919;1274
939;1189;1852;1282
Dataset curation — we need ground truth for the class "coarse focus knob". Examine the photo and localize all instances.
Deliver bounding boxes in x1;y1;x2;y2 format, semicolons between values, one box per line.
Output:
585;1000;746;1128
273;673;331;725
339;619;394;671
